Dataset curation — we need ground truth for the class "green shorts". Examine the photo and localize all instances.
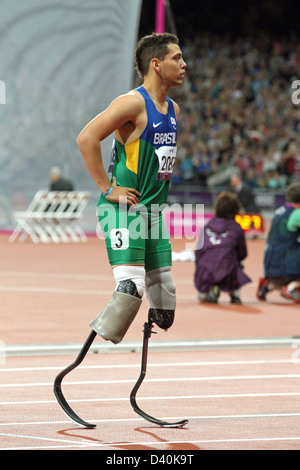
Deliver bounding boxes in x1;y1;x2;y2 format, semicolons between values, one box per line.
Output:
97;200;171;272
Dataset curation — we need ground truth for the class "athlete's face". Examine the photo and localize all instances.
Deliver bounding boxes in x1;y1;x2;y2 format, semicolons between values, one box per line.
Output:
159;43;186;86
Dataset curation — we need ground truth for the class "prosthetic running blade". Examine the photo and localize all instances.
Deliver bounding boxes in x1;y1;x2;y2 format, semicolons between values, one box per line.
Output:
130;322;189;428
54;382;96;428
54;322;189;429
130;393;188;428
53;330;97;429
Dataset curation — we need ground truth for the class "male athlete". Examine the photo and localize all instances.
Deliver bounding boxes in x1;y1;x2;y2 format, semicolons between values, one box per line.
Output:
77;32;186;343
54;33;187;427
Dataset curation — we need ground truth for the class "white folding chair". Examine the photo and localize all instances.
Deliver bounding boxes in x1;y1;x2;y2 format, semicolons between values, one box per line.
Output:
58;191;90;242
9;190;90;243
9;191;51;243
40;191;72;243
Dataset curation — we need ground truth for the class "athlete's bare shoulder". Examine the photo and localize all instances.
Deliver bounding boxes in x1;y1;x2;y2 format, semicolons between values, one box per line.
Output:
111;89;145;116
112;89;147;143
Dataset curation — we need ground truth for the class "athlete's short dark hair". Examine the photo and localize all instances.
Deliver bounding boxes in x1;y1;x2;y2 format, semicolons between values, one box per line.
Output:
215;191;241;220
286;182;300;203
135;32;179;78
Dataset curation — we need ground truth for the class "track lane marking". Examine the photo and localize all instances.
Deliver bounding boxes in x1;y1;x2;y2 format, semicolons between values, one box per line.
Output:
2;435;300;451
2;411;300;427
1;391;300;406
1;373;300;387
0;358;297;372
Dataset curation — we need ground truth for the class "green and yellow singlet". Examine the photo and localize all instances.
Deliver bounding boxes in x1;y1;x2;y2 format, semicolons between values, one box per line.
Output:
97;86;178;269
106;85;177;207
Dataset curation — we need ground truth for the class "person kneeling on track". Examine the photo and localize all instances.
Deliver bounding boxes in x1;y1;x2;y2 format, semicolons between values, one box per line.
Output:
257;182;300;304
194;191;251;305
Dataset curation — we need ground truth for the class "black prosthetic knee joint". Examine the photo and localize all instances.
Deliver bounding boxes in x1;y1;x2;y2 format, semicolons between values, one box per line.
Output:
148;308;175;330
116;279;142;299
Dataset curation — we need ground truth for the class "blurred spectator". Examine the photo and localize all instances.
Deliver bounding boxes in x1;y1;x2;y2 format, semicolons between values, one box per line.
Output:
49;166;74;191
257;182;300;303
281;142;300;183
194;191;251;304
244;166;258;188
169;33;300;188
229;172;260;213
265;169;287;189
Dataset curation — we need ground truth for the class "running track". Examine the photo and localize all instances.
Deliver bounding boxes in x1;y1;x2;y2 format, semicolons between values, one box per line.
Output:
1;234;299;450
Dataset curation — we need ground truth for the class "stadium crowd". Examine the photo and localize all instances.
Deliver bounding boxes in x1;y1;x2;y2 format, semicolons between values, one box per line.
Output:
170;33;300;188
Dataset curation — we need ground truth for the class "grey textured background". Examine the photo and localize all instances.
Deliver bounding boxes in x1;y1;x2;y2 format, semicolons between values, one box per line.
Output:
0;0;141;227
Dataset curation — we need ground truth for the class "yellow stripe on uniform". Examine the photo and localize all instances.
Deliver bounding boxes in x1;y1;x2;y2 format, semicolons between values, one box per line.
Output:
125;139;139;174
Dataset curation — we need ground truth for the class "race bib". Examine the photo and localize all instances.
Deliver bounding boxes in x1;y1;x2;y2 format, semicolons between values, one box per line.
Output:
110;228;129;250
155;145;177;181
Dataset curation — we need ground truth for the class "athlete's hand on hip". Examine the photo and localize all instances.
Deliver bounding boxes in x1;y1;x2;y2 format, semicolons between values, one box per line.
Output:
105;177;140;206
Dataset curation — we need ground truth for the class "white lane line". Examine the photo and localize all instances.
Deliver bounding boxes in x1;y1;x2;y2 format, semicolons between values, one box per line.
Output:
2;411;300;427
0;284;288;302
0;431;98;447
0;271;112;281
2;435;300;451
0;284;195;299
0;284;288;303
0;285;196;299
0;270;195;285
1;391;300;406
0;285;108;295
1;373;300;388
0;358;297;373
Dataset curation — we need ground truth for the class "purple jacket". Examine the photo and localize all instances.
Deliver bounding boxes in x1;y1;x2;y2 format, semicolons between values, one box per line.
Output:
194;217;251;293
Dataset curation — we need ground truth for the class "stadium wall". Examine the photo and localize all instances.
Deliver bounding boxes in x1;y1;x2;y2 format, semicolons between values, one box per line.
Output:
0;0;142;229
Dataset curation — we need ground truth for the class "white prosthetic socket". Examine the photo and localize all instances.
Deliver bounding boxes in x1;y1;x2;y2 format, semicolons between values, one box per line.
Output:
90;266;145;344
145;266;176;330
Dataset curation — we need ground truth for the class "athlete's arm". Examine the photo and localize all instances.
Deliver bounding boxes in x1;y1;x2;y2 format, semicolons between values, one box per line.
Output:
76;93;143;205
287;208;300;232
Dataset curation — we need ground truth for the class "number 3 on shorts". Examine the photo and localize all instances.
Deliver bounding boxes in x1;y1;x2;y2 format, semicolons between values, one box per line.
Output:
110;228;129;250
